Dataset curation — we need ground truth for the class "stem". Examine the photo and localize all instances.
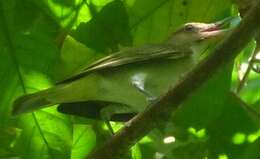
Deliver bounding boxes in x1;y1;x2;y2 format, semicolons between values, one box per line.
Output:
236;42;260;93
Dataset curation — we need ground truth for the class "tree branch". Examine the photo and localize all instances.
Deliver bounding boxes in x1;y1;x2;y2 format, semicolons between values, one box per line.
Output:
86;1;260;158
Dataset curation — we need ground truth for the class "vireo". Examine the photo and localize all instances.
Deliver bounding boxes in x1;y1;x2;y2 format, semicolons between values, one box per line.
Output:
12;17;233;121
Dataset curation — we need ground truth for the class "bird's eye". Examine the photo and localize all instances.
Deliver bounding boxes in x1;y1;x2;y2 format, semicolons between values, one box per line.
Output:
184;25;194;32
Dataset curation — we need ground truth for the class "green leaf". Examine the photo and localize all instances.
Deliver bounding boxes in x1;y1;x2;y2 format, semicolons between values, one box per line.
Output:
15;111;72;159
72;0;132;52
0;1;73;158
126;0;232;45
71;124;96;159
174;63;233;129
205;93;259;159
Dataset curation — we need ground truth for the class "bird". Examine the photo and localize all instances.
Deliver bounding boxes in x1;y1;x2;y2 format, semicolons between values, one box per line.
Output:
12;17;233;121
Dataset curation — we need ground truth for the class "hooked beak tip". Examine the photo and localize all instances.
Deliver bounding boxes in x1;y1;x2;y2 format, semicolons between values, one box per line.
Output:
215;16;235;28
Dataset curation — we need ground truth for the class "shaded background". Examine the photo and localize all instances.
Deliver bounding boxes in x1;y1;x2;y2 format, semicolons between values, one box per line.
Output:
0;0;259;158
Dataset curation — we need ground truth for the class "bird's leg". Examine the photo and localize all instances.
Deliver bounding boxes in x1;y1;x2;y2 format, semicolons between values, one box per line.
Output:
104;120;114;135
100;103;134;134
131;73;157;103
132;83;156;103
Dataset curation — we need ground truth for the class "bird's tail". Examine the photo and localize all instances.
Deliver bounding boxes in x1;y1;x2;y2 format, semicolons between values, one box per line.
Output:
12;74;101;116
12;89;53;116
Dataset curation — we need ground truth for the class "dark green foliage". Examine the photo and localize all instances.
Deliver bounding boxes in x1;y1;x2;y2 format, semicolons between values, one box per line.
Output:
72;0;132;52
0;0;259;159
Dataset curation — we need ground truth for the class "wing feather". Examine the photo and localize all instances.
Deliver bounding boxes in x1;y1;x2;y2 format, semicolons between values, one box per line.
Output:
57;44;191;84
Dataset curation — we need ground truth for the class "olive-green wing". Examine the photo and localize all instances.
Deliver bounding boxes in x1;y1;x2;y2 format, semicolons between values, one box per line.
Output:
58;44;191;84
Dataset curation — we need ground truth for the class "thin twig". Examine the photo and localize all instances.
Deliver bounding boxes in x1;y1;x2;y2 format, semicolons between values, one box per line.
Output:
236;43;260;93
252;64;260;73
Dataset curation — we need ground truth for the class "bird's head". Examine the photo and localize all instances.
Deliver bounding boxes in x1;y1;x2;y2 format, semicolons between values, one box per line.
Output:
166;17;233;54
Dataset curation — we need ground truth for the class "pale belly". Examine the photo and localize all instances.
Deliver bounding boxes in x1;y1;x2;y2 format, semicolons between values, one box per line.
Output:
96;57;195;112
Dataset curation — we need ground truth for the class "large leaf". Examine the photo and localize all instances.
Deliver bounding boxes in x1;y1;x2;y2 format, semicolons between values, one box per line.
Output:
0;0;73;158
72;0;132;52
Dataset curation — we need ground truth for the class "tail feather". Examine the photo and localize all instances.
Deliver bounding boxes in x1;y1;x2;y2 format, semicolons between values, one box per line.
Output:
12;74;101;116
12;91;53;116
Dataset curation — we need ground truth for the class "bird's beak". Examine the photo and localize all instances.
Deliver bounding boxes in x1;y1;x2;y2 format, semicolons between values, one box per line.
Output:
199;17;234;39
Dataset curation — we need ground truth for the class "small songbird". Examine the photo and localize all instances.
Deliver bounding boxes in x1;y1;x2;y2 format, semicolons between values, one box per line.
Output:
12;18;233;121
